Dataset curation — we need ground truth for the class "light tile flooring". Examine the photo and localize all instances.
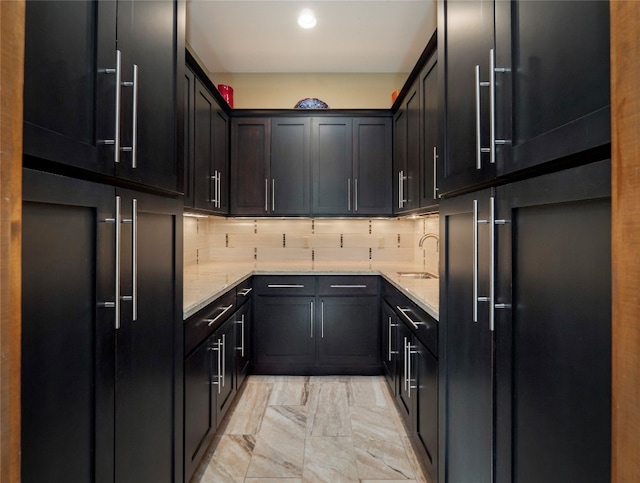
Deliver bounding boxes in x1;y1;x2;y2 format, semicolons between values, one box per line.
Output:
191;375;431;483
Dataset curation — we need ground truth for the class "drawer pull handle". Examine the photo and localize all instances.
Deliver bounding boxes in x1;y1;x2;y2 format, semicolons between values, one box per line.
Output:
238;288;253;296
329;284;367;288
397;306;422;330
204;304;234;327
267;284;304;288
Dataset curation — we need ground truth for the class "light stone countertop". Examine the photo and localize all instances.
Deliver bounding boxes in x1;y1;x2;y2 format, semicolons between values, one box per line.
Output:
183;261;440;321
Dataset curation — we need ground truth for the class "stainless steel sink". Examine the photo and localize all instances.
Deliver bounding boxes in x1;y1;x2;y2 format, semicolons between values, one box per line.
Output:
397;271;438;279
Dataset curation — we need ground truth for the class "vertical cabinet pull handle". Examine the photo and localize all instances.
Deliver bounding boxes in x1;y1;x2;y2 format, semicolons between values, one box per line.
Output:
214;339;222;394
489;196;495;331
237;314;245;357
218;172;222;208
473;199;479;322
131;64;138;168
403;337;408;391
131;198;137;321
221;334;226;388
321;301;325;338
272;179;275;212
474;197;494;329
490;48;508;163
103;50;122;163
310;301;314;338
114;196;122;328
388;317;393;361
347;179;351;211
433;147;439;200
475;65;491;169
264;178;269;212
354;178;358;212
407;342;412;398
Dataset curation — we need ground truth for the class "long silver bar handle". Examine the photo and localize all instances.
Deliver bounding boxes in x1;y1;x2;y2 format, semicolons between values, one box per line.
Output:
216;171;220;207
310;301;314;338
398;171;405;209
272;179;275;212
267;284;304;288
330;284;367;288
238;287;253;297
264;178;269;212
210;171;218;205
131;64;138;168
433;147;439;200
205;304;234;327
115;196;122;328
347;178;351;211
397;306;420;330
354;178;358;212
215;339;222;394
490;49;508;164
388;318;392;361
388;320;399;361
473;199;479;322
221;334;226;388
104;50;122;163
475;199;490;323
476;65;491;169
131;198;137;320
408;344;418;398
489;196;495;331
321;301;325;338
403;337;408;391
218;172;222;208
237;314;245;357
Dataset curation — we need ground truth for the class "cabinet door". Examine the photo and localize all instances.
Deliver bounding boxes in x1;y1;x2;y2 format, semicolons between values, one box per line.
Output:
405;81;421;211
317;296;380;368
213;107;230;214
193;78;216;211
184;67;196;207
420;58;440;208
254;296;316;369
116;0;178;191
393;108;407;212
115;190;181;483
234;302;252;390
439;189;493;483
353;117;393;215
184;339;214;482
312;117;353;215
415;340;438;481
230;118;271;215
215;318;237;425
381;303;398;394
440;0;496;195
21;170;115;483
495;1;610;175
23;0;116;175
494;160;611;483
271;118;311;215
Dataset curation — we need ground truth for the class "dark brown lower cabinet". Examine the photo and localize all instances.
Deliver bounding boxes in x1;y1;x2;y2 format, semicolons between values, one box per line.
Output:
440;158;611;483
22;169;182;483
381;302;399;395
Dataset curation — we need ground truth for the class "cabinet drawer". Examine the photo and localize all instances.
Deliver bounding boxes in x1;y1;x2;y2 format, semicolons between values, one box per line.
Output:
254;276;316;295
185;289;236;355
384;282;437;357
235;278;253;306
317;276;379;296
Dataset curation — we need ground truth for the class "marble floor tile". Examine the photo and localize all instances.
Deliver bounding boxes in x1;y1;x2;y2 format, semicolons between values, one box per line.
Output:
245;479;302;483
350;405;403;442
302;436;358;483
246;406;307;478
268;376;311;406
195;434;255;483
353;435;416;480
401;435;433;483
220;379;272;435
346;375;390;407
306;381;352;437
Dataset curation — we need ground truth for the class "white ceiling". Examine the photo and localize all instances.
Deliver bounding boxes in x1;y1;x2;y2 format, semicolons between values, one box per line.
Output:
187;0;437;74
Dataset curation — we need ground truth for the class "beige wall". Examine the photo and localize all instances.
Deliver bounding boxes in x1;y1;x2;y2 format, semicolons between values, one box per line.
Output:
208;72;409;109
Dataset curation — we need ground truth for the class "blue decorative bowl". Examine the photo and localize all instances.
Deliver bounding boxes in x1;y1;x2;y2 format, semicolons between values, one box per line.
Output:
294;98;329;109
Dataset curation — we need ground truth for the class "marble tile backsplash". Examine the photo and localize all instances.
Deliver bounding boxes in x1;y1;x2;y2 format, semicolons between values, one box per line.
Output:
184;215;440;274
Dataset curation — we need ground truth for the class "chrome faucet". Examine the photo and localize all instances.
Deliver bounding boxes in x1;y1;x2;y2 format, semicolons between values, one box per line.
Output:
418;233;439;251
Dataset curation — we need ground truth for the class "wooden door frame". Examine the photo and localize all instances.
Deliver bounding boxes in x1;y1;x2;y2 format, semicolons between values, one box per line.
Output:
1;1;24;482
611;2;640;481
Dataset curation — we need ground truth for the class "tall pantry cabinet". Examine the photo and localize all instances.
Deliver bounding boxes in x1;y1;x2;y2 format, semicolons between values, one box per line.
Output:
21;1;184;482
438;1;611;482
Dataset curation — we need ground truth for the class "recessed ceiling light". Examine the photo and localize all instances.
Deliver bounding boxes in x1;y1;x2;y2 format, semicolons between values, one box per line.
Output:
297;9;317;29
